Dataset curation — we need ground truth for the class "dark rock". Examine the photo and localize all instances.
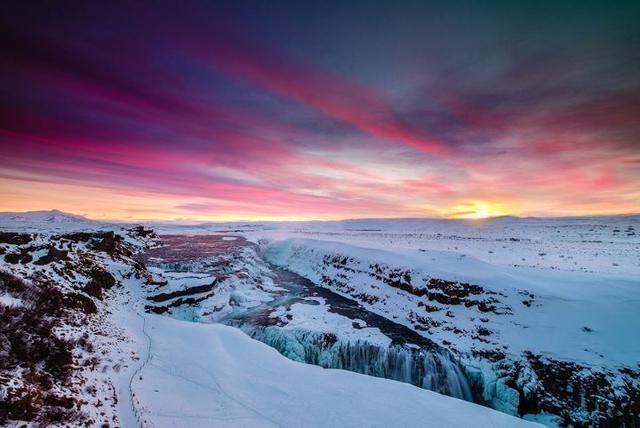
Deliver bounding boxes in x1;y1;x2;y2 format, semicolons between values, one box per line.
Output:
351;292;379;305
145;305;169;314
0;271;89;426
0;232;32;245
320;332;338;345
34;246;69;265
147;281;216;303
43;394;74;409
4;252;19;264
128;225;156;238
427;278;484;298
57;232;94;242
63;292;97;314
145;291;215;314
83;268;116;299
4;248;33;264
2;393;39;421
476;327;492;336
92;231;120;255
471;349;506;362
499;352;640;426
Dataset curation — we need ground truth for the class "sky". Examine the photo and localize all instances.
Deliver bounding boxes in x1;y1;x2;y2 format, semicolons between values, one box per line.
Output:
1;1;639;221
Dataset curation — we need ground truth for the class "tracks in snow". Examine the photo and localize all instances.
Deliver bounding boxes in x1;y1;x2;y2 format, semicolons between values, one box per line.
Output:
128;300;153;428
116;289;153;428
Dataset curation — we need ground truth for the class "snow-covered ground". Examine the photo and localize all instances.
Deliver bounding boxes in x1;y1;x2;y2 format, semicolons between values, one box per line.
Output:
150;215;640;277
132;314;534;428
1;212;638;426
141;215;639;426
0;216;542;427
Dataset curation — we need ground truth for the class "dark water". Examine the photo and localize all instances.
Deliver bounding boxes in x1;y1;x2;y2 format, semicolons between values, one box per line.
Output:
228;265;439;349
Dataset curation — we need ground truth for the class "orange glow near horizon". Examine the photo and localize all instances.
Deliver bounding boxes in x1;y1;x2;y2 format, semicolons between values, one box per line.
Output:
1;175;637;222
444;200;513;220
455;202;492;219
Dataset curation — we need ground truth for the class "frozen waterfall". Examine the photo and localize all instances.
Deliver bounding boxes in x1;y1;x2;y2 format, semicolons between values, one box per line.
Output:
244;326;473;401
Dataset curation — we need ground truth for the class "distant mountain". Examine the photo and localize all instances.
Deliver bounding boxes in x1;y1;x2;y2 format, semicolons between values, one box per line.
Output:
0;209;90;223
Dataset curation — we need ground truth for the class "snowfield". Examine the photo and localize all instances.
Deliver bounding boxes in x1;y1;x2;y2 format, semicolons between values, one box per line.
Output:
153;215;640;276
133;314;535;428
1;212;638;427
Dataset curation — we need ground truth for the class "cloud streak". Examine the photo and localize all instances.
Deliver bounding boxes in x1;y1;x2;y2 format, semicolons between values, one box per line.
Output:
1;1;638;220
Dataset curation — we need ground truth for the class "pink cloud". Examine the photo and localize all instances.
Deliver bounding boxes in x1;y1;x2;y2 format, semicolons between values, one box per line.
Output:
193;35;450;156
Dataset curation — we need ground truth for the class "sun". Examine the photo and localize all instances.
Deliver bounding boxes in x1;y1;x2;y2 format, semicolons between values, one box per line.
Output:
458;201;491;219
446;200;506;219
462;202;491;219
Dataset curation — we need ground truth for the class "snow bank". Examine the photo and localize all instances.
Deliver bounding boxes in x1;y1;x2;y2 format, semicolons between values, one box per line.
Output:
133;314;538;427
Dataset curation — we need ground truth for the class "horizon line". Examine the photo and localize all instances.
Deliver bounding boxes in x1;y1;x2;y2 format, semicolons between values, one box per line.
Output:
2;209;639;225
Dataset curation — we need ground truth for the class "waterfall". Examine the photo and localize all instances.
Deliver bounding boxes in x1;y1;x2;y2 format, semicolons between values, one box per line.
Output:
147;244;474;404
244;326;473;401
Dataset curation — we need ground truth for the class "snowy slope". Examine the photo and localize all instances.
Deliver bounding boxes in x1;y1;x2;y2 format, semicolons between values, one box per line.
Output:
132;314;538;428
262;238;640;425
0;227;160;427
